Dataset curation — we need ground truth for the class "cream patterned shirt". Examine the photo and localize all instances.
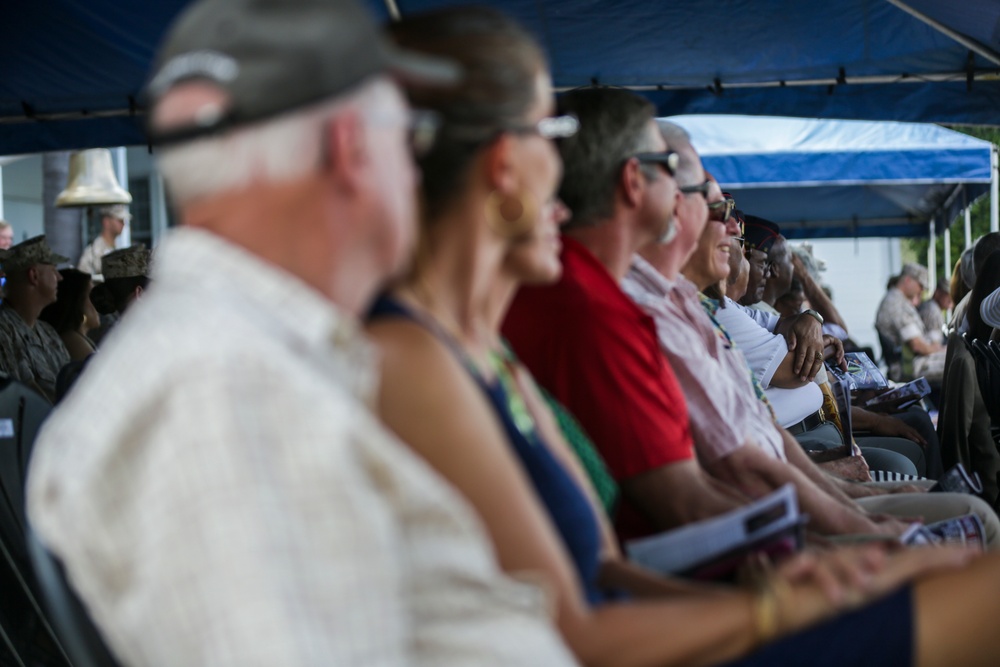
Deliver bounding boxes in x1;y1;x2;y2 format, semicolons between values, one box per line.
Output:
875;287;927;347
28;228;575;667
76;235;115;279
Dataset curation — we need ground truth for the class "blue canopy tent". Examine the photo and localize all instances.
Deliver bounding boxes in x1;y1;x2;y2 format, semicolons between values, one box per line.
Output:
4;0;1000;157
670;115;994;239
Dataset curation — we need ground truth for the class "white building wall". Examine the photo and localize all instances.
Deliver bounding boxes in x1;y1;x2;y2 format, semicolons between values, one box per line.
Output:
1;155;44;242
798;237;900;360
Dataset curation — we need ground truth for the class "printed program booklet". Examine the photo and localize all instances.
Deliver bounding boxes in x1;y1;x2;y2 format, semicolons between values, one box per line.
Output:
901;514;985;549
625;484;805;580
827;352;888;391
930;463;984;496
864;377;931;410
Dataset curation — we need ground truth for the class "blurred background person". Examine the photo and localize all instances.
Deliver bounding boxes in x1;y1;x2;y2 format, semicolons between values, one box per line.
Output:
76;204;130;279
39;268;99;361
918;278;951;346
0;220;13;250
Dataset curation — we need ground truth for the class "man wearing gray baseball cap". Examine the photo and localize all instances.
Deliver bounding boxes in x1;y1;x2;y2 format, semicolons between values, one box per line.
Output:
876;262;946;383
27;1;575;665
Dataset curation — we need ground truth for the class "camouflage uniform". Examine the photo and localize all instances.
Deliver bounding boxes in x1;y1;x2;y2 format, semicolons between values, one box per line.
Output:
0;235;72;402
0;302;70;402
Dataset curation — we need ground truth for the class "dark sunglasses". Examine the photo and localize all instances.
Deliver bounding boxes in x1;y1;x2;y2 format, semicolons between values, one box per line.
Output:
708;198;735;223
634;150;680;177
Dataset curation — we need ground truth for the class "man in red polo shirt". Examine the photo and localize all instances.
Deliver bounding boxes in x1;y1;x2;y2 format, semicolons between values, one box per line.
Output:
503;88;747;540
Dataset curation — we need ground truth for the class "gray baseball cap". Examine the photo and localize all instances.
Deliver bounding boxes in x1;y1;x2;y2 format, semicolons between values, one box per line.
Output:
146;0;459;144
901;262;929;291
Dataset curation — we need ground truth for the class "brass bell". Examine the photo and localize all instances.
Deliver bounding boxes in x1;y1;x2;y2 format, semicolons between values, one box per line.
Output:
55;149;133;207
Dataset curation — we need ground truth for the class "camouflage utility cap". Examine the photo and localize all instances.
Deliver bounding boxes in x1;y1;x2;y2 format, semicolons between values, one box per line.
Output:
102;245;151;280
0;235;70;273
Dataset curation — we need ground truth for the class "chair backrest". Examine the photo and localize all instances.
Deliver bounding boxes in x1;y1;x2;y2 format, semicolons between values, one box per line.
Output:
0;375;72;666
878;329;905;381
969;337;1000;425
27;530;121;667
939;334;1000;505
0;375;52;556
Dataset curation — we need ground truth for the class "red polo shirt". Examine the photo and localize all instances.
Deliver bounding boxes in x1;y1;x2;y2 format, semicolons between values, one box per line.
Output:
503;237;694;540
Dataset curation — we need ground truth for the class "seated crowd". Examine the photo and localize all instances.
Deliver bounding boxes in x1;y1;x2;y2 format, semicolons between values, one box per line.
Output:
3;0;1000;665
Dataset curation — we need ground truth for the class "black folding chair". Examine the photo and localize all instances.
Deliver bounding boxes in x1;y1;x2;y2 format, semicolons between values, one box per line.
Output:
0;375;70;666
0;375;122;667
964;335;1000;448
878;329;905;381
27;530;121;667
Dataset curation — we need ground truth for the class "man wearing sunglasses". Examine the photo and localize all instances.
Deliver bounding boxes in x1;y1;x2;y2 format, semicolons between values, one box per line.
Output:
505;89;751;540
739;215;778;309
623;138;998;544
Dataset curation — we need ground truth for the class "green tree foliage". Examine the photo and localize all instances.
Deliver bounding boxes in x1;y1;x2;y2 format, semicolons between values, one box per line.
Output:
904;126;1000;277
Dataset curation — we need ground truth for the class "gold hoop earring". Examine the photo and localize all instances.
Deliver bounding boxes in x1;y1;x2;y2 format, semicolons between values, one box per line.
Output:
485;190;537;239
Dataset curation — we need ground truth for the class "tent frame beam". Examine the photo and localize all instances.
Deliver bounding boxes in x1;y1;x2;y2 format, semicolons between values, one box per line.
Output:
555;68;1000;93
885;0;1000;67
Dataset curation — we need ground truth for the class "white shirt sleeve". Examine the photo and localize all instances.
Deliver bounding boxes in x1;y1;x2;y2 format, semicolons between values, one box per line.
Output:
732;301;779;332
715;298;789;388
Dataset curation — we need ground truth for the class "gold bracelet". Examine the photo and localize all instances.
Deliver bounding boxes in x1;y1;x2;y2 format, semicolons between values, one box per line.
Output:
750;574;791;647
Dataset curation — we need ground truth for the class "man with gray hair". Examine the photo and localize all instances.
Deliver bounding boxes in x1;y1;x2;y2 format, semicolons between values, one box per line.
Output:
876;262;946;382
77;204;131;279
27;0;576;665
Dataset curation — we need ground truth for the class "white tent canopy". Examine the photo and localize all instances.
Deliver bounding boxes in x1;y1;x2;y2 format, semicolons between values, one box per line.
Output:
670;114;996;242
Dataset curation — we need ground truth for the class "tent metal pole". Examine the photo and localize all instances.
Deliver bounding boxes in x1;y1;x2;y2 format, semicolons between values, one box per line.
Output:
992;145;999;233
944;224;952;277
965;189;973;249
965;206;973;248
928;217;937;290
551;69;1000;94
113;147;130;248
382;0;400;20
886;0;1000;66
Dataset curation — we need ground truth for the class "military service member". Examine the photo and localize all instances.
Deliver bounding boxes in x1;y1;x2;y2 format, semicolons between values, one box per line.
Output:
90;244;151;346
0;236;71;402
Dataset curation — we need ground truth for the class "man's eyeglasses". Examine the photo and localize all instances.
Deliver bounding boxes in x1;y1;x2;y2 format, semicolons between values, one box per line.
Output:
634;151;680;177
746;252;774;275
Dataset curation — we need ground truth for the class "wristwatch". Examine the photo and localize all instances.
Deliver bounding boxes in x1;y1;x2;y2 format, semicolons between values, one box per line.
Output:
801;309;824;325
